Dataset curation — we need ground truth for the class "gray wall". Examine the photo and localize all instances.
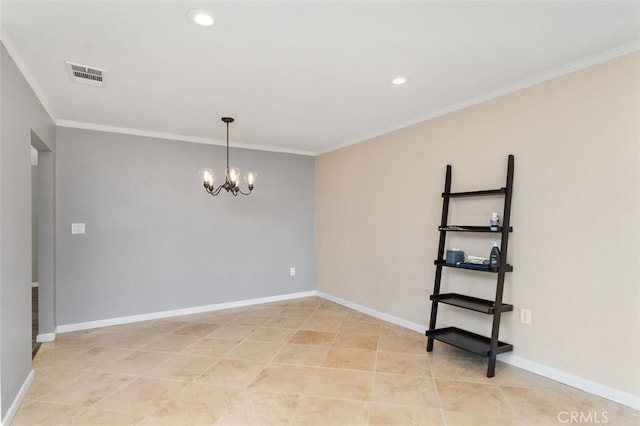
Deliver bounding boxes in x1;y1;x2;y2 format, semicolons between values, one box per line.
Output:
0;43;55;419
56;127;315;325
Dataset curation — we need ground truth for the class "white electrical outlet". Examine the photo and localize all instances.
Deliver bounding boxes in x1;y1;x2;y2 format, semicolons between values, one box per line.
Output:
290;267;296;276
520;308;532;325
71;223;85;234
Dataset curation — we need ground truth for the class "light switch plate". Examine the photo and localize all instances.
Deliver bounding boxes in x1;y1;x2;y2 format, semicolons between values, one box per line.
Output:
71;223;85;234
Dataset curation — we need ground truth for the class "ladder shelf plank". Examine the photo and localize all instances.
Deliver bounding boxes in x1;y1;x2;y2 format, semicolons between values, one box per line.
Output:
430;293;513;314
426;327;513;357
438;225;513;233
434;260;513;273
442;188;506;198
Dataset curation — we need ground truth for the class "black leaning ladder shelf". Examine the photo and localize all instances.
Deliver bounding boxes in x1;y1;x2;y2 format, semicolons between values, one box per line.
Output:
426;154;515;377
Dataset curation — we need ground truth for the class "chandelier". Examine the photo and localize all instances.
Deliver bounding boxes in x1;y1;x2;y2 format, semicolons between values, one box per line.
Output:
199;117;257;196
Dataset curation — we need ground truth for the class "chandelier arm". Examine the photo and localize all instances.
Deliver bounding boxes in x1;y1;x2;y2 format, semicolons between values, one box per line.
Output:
208;185;224;196
236;188;252;195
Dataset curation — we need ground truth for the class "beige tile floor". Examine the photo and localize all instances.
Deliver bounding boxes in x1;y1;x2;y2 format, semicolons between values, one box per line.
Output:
14;297;639;425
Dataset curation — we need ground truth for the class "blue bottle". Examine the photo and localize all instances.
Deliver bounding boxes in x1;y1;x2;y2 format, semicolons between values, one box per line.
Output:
489;242;501;271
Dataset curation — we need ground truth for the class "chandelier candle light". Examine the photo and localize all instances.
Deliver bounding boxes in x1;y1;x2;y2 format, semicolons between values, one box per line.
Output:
199;117;257;196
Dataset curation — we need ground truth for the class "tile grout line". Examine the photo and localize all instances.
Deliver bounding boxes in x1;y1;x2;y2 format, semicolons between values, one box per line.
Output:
425;339;448;426
497;384;522;423
287;301;324;426
367;337;381;426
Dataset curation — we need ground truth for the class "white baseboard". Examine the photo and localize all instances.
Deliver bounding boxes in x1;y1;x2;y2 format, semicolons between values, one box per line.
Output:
56;290;318;334
499;353;640;411
317;291;427;333
36;332;55;343
315;291;640;411
1;369;35;426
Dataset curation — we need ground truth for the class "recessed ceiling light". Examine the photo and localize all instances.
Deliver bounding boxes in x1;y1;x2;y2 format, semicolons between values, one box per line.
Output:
391;76;407;85
187;9;215;26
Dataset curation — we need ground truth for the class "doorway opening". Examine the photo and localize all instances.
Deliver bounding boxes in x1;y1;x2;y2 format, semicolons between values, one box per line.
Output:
30;145;40;356
31;131;55;357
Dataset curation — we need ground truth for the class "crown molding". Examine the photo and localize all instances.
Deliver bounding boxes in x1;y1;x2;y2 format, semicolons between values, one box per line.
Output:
1;27;57;121
317;39;640;156
56;120;317;156
4;21;637;158
2;26;315;156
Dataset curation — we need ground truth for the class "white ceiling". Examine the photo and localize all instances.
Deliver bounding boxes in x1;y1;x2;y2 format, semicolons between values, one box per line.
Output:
2;1;639;155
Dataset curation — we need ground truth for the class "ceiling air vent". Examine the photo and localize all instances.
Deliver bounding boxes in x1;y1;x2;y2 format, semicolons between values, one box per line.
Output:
65;61;105;87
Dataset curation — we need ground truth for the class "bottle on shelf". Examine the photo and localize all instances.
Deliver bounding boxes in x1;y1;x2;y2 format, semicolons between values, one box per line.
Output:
490;212;499;231
489;242;500;270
